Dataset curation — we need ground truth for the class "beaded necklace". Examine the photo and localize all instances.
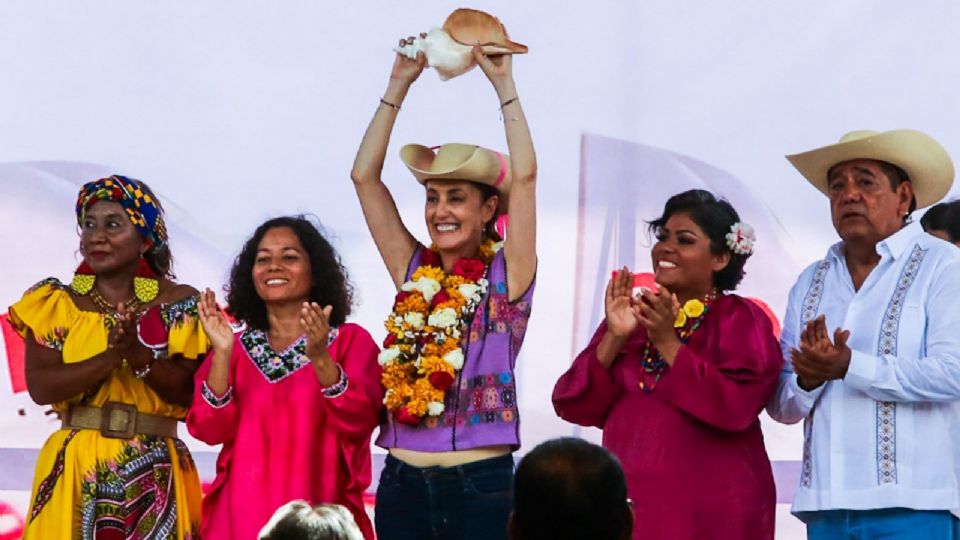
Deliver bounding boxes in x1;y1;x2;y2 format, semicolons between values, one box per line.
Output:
89;287;143;329
638;289;718;393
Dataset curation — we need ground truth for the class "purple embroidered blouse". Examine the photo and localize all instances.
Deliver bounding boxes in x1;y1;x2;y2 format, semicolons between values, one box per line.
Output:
376;245;535;452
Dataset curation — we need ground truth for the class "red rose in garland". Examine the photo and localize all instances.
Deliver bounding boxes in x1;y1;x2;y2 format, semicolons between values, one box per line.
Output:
420;249;442;268
452;258;486;281
395;406;422;426
428;371;455;390
430;289;451;308
383;333;397;347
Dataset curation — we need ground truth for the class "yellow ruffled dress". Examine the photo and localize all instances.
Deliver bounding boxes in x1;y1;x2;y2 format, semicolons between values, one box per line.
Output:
8;278;209;540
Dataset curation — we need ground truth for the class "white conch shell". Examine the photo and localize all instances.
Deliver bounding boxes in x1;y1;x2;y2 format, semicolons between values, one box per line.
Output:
393;27;476;81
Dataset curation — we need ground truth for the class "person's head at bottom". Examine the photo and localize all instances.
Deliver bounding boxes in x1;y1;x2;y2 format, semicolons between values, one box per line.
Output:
258;501;363;540
510;437;633;540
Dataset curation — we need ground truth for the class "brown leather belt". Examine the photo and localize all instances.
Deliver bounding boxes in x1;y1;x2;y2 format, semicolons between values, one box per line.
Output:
62;402;178;439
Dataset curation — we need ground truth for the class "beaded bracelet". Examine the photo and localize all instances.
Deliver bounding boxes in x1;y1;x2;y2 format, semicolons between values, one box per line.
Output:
133;358;155;379
380;97;401;111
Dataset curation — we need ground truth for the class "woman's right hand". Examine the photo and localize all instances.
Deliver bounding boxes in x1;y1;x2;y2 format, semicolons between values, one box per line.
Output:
605;267;640;338
390;34;427;85
198;289;234;355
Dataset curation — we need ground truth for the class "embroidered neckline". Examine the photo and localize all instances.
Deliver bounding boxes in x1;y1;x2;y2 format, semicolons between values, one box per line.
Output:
241;327;339;383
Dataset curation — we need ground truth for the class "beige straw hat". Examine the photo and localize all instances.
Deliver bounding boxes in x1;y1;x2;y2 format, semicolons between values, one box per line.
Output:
786;129;954;209
400;143;512;204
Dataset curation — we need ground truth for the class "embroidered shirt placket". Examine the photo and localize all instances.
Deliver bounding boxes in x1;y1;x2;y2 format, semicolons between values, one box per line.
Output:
874;245;927;485
799;260;831;488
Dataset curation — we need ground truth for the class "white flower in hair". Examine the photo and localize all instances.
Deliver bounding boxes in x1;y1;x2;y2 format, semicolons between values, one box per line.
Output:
725;222;756;255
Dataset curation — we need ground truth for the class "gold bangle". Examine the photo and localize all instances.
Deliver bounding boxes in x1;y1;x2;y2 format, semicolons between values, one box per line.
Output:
379;97;401;111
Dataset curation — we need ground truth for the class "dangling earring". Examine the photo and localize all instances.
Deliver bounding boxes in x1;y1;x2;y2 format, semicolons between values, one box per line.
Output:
71;262;96;295
133;257;159;303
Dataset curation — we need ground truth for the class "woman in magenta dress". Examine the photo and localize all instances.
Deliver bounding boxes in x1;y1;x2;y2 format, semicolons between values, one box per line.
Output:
186;216;382;540
553;190;782;540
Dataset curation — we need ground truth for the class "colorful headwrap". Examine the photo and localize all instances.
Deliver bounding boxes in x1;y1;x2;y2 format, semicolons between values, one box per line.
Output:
75;175;168;250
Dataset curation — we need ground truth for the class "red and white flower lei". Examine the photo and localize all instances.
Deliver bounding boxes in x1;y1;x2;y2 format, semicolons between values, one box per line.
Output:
379;239;501;425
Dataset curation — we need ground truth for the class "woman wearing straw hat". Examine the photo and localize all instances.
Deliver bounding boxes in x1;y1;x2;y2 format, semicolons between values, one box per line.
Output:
350;32;537;540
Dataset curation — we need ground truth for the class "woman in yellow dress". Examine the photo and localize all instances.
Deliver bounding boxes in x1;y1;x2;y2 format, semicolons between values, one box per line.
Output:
8;176;208;539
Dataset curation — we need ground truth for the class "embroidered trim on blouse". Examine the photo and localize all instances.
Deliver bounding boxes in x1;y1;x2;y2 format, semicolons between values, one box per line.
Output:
28;277;65;294
241;327;339;384
160;295;200;329
37;327;68;351
875;245;927;486
201;381;233;408
422;371;518;430
798;260;830;488
321;364;349;398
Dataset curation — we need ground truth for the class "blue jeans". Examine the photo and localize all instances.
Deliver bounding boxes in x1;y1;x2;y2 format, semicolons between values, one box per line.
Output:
799;508;960;540
374;453;514;540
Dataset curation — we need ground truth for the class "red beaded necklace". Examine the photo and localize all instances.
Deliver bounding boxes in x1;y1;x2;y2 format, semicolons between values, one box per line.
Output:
638;290;718;393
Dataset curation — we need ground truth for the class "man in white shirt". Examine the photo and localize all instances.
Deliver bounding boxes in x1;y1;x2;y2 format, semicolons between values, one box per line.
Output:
768;129;960;539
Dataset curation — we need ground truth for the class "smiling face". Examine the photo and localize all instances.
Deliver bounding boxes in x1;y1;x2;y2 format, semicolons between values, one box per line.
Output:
827;159;913;244
79;201;145;276
424;180;498;260
251;226;312;305
650;212;730;301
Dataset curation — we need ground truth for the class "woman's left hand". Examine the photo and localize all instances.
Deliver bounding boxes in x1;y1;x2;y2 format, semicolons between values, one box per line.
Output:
302;302;332;358
472;46;513;90
301;302;340;387
637;286;682;360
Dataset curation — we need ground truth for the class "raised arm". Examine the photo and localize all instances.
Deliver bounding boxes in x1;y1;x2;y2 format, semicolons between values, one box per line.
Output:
350;38;426;288
187;290;239;445
472;47;537;301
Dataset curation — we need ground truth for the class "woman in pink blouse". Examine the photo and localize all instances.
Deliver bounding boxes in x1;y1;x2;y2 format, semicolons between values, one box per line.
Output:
187;216;382;540
553;190;782;540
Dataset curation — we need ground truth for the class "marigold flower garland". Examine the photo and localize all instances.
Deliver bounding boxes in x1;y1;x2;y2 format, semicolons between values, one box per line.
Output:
379;239;501;425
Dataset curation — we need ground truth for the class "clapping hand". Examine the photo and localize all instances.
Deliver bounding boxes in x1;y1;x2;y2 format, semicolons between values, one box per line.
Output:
109;302;143;370
636;285;682;354
604;268;641;338
301;302;339;387
198;289;234;355
790;315;851;390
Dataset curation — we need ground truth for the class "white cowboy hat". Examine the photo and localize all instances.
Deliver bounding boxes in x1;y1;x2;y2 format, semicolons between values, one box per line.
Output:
786;129;954;209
